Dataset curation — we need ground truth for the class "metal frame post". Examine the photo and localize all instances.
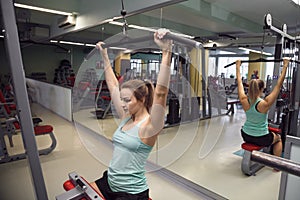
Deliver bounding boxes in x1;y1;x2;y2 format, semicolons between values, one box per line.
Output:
201;49;207;118
288;59;300;137
0;0;48;199
268;35;283;121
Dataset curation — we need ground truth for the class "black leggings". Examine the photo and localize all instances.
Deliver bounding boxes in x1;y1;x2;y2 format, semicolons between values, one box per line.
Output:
241;129;274;147
95;171;149;200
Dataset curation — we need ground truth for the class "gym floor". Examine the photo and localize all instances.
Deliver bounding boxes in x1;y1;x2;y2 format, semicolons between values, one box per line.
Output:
0;103;281;200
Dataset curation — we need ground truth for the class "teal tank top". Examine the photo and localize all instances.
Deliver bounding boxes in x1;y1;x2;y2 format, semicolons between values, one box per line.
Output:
108;117;153;194
242;98;268;137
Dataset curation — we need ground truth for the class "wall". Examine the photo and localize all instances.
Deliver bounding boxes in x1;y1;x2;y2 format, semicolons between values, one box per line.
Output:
1;40;89;84
248;52;267;81
21;44;87;83
26;78;72;121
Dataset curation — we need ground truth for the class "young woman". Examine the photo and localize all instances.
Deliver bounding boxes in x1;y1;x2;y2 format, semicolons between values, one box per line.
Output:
236;58;290;158
90;29;172;200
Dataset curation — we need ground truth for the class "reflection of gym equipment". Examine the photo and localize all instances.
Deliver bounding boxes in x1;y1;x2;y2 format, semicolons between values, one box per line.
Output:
53;60;75;86
166;45;202;126
207;76;227;115
95;80;112;119
0;103;56;164
0;119;56;164
0;90;16;118
73;69;99;111
226;99;240;115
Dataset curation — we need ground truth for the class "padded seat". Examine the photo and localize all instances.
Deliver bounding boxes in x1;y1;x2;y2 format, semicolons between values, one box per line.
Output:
241;142;269;176
241;143;264;152
34;125;53;135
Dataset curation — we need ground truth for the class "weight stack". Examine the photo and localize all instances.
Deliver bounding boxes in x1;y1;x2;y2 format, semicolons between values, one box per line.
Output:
167;98;180;124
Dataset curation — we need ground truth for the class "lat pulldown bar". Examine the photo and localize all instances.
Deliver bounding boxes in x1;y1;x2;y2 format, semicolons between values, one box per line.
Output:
224;58;299;68
85;31;203;60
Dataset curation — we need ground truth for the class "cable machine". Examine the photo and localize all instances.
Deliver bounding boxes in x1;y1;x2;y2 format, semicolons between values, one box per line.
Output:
264;14;300;138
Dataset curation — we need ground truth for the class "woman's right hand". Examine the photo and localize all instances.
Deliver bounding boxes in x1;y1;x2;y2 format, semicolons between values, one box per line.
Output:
96;41;108;57
236;60;241;68
283;58;290;68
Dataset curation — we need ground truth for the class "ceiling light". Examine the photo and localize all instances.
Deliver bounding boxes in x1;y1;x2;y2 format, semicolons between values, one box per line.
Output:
128;25;156;32
110;47;128;50
85;44;96;47
59;41;85;46
14;3;73;16
239;47;272;56
109;21;124;26
0;35;4;38
292;0;300;6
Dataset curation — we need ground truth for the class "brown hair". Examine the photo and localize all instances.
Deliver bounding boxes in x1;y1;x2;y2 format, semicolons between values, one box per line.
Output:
121;79;154;113
248;79;264;104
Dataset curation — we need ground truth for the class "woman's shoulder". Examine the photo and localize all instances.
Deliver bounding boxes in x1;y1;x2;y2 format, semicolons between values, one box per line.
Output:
256;98;269;113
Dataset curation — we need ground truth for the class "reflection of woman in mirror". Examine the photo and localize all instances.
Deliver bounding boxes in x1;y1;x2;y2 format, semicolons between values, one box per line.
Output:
236;59;289;161
90;29;172;199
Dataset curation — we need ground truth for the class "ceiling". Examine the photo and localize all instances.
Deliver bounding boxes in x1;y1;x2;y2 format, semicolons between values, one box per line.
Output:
1;0;300;55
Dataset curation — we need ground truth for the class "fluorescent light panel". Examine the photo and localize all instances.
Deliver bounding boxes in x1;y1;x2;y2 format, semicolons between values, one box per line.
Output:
14;3;73;16
292;0;300;6
239;47;272;56
109;21;124;26
49;40;125;50
59;40;85;46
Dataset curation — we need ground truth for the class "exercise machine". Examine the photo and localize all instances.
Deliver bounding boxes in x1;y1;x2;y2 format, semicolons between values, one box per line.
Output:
56;172;105;200
0;99;57;164
56;171;153;200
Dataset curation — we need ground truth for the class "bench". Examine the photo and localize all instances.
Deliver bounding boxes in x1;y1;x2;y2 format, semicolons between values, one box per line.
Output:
226;99;240;115
241;143;270;176
241;126;281;176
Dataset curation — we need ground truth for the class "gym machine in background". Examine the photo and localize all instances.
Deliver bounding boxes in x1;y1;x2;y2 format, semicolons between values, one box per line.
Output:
263;13;300;138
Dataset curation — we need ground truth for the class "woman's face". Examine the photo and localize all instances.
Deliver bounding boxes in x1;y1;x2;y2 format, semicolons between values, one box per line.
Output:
120;88;144;115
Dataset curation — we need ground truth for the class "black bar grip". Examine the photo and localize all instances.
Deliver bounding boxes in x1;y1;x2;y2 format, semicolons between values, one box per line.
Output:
224;61;236;68
76;178;87;190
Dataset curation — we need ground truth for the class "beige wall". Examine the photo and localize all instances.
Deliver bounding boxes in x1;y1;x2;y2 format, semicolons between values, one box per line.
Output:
248;52;267;82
